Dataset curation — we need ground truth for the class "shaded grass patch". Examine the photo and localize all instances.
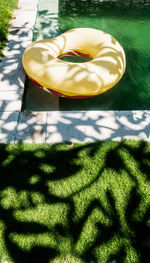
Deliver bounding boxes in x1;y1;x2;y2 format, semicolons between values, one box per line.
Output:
0;0;18;58
0;141;150;263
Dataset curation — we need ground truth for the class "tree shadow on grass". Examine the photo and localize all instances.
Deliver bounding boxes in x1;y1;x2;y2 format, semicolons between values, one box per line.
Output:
0;141;150;262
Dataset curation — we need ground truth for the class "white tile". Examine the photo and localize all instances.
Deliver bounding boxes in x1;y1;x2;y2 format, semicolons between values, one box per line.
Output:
0;100;22;112
16;111;47;143
46;111;104;143
0;28;32;92
46;111;150;143
11;11;37;29
0;111;19;143
17;0;38;10
2;27;33;57
0;90;22;100
11;0;38;28
0;90;22;111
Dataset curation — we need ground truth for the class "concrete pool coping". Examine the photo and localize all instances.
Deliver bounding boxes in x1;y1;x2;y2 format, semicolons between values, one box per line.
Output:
0;0;150;143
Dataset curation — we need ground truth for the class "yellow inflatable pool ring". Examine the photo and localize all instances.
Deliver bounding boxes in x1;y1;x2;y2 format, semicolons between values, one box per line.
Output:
22;28;126;98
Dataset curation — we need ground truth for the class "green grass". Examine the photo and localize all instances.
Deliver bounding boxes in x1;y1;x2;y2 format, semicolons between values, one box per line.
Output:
0;0;18;58
0;140;150;263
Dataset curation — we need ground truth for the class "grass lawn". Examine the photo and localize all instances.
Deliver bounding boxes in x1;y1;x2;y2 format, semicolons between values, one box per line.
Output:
0;0;18;58
0;140;150;263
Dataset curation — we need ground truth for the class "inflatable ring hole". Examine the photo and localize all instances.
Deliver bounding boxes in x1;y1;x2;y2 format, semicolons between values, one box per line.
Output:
57;50;92;63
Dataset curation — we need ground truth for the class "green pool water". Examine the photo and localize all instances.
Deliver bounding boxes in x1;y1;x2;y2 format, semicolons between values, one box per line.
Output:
23;0;150;111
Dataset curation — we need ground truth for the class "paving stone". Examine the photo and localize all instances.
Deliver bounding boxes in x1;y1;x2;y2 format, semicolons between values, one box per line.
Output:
11;0;38;29
0;56;24;91
17;0;38;11
46;111;116;143
11;10;37;29
0;69;24;92
113;110;150;140
46;111;150;143
46;111;83;143
2;27;33;58
16;111;47;143
0;90;22;112
0;27;33;94
0;111;19;143
0;90;22;100
0;100;22;112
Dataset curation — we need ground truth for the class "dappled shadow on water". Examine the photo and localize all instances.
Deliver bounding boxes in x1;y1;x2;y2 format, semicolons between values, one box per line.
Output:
33;9;60;41
0;141;150;262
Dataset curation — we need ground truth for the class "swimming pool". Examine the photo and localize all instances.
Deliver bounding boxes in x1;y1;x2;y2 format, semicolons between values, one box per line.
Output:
23;0;150;111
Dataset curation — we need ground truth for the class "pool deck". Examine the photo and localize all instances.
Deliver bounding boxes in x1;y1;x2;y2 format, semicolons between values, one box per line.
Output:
0;0;150;143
